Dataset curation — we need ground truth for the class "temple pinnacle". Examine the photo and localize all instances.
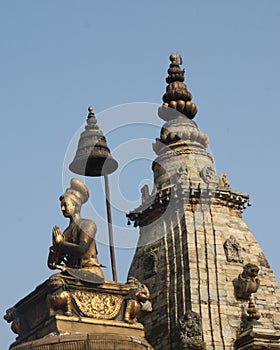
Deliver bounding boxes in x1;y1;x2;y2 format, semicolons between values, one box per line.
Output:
158;53;198;121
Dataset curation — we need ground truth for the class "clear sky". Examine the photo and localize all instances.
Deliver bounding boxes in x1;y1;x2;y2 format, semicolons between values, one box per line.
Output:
1;1;280;348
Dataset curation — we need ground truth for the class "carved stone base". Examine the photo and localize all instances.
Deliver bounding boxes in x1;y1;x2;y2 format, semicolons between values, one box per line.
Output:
6;276;154;350
10;331;153;350
235;325;280;349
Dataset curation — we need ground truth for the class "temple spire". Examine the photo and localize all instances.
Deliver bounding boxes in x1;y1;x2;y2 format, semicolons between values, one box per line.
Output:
158;53;197;121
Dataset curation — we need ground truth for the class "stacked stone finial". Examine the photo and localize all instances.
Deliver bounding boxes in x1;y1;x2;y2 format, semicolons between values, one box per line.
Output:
158;53;198;121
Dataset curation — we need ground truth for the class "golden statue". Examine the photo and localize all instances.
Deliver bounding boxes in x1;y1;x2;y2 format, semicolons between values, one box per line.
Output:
47;178;105;283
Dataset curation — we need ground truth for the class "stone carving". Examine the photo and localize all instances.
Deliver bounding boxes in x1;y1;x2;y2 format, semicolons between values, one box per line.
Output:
4;307;21;335
124;277;152;324
178;311;206;349
72;290;123;319
201;166;216;184
237;263;260;300
143;250;158;279
141;184;150;203
46;277;72;316
237;263;261;321
218;172;230;189
224;235;243;263
246;296;261;321
177;166;189;185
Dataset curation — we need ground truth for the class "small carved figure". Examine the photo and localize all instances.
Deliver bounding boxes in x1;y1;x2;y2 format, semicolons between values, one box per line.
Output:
178;311;206;350
201;166;216;184
141;184;150;203
218;172;230;189
46;277;72;316
143;250;158;279
124;277;152;324
47;178;104;283
177;166;189;185
224;235;243;263
237;263;260;300
4;307;21;335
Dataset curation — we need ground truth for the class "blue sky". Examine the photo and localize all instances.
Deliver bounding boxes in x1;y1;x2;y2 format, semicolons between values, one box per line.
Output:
1;1;280;348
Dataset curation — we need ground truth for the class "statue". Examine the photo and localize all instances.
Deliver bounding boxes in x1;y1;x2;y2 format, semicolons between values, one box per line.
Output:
47;178;105;283
46;276;72;316
236;263;261;321
124;277;152;324
237;263;260;300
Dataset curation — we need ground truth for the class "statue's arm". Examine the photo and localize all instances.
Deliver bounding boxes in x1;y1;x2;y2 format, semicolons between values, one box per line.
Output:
47;226;65;269
59;220;96;256
47;246;63;269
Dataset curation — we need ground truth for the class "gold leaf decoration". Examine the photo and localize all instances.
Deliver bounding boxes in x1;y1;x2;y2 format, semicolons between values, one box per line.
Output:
72;291;123;319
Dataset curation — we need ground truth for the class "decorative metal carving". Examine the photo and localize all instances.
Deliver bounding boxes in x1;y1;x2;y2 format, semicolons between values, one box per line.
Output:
178;311;206;349
201;166;216;184
124;277;152;324
218;172;230;189
46;277;72;316
224;235;243;263
143;250;158;279
158;53;198;121
72;290;123;319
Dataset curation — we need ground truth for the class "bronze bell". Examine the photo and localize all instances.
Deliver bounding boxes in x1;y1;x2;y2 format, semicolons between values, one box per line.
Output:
69;107;118;177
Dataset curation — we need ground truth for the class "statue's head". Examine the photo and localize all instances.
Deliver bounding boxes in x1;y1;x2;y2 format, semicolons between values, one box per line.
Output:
60;178;89;217
242;263;259;279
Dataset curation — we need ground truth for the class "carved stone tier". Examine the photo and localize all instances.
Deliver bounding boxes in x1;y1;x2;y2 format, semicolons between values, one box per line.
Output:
235;325;280;349
6;275;154;350
127;184;250;229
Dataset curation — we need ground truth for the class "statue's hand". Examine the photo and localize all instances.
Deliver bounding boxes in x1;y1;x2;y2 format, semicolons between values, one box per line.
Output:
52;226;64;245
53;264;67;272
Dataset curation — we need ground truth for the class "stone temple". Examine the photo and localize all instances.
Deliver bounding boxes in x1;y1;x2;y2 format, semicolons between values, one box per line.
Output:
127;54;280;349
4;54;280;349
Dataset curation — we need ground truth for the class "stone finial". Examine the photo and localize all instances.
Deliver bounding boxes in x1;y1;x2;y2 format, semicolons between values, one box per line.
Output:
246;296;261;321
158;54;198;121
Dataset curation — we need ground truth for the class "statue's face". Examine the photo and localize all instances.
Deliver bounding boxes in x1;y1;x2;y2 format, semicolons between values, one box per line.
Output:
60;197;76;218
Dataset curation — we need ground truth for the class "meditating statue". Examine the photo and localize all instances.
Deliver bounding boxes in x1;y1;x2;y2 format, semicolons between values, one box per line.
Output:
47;178;104;283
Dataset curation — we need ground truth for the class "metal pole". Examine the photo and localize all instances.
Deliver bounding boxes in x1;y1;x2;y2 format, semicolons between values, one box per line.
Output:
104;174;117;282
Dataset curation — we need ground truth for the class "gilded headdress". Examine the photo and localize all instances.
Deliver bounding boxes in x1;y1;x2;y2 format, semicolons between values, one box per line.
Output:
60;178;89;206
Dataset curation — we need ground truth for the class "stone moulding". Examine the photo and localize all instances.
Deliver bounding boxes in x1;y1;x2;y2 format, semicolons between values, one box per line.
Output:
9;330;153;350
235;325;280;349
127;184;250;227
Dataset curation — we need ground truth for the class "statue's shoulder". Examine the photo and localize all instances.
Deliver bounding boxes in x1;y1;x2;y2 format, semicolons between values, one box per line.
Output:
77;218;97;233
